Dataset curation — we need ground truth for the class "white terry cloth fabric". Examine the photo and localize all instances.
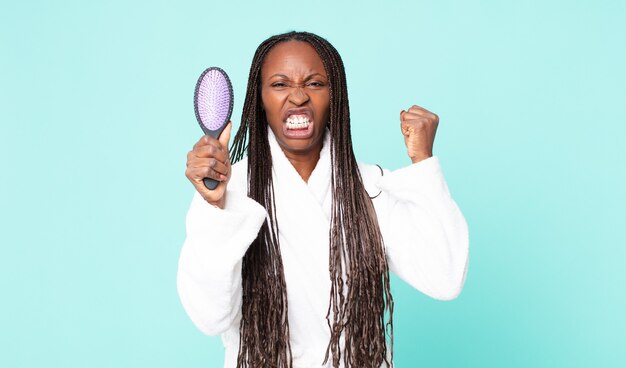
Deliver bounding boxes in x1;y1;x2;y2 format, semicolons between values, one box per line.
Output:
177;129;469;368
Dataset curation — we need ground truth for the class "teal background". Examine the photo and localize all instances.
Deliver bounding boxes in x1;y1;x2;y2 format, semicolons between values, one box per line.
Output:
2;0;625;367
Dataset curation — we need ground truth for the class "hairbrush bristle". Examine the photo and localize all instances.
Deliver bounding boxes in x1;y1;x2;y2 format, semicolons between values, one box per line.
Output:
194;67;234;135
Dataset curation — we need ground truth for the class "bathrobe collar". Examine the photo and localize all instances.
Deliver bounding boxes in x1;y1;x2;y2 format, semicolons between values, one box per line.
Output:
267;128;332;219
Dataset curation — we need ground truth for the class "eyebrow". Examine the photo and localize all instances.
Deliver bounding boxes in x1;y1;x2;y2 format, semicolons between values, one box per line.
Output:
268;73;327;79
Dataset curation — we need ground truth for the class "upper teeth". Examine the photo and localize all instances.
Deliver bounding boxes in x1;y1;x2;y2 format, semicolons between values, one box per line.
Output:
286;115;310;129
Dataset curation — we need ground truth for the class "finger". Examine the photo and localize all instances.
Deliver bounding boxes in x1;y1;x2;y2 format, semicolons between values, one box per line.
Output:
400;122;422;135
401;114;432;125
218;121;233;150
407;105;430;114
400;116;432;136
400;109;429;121
194;142;228;162
406;105;439;121
192;135;212;149
188;165;228;182
401;114;439;129
190;158;229;177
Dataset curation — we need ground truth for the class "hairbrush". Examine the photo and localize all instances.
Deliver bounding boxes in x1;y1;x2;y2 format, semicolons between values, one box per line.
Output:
193;67;234;190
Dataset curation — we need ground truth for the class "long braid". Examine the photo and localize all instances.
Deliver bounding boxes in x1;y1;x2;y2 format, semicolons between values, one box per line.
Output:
230;31;394;368
232;36;292;367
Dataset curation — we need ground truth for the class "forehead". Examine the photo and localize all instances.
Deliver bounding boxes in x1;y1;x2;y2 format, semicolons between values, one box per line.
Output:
261;41;326;79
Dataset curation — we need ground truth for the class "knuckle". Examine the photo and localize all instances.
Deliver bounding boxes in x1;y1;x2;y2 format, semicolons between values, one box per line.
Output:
195;136;206;148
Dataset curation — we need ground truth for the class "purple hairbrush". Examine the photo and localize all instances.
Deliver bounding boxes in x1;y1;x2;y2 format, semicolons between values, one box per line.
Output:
194;67;234;190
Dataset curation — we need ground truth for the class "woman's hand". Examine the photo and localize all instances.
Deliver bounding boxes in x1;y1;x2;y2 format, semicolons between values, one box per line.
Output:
400;105;439;163
185;122;232;208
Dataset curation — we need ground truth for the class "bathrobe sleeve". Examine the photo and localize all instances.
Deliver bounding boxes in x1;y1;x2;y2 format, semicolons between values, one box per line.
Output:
176;189;267;335
372;157;469;301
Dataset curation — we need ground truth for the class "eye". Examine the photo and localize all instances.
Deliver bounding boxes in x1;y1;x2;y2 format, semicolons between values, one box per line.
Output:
271;82;287;88
306;81;325;88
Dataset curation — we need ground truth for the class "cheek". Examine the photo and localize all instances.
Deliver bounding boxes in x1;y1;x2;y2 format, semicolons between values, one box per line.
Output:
260;89;269;111
318;92;331;120
261;91;283;117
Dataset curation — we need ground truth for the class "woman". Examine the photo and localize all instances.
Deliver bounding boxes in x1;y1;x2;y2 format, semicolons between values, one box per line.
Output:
178;31;469;368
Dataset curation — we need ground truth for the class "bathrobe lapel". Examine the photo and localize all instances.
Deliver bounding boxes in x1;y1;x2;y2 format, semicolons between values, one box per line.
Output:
268;130;332;222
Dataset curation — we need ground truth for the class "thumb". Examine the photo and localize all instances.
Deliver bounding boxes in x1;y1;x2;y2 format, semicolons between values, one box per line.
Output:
218;121;233;150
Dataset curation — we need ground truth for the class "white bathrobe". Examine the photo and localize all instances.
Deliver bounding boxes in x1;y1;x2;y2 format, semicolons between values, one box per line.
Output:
177;130;469;368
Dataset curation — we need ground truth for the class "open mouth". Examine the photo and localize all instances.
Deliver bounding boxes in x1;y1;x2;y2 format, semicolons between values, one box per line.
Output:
282;114;314;138
285;114;311;130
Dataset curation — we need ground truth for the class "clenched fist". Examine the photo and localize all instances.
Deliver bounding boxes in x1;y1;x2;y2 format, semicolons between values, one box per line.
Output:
400;105;439;163
185;122;233;208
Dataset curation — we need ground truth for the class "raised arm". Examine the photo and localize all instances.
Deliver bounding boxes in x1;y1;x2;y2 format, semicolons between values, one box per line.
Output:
369;104;469;300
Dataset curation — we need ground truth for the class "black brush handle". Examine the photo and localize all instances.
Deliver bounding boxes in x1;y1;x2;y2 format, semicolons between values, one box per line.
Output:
203;177;219;190
201;126;228;191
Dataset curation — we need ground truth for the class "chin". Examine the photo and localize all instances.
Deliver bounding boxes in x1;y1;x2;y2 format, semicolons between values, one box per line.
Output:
277;133;325;154
277;137;320;153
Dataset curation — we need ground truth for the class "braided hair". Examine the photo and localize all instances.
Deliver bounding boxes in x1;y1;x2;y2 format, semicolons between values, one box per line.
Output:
230;31;394;368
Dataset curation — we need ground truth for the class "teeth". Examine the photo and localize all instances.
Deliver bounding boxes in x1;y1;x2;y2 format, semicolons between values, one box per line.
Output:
285;115;310;130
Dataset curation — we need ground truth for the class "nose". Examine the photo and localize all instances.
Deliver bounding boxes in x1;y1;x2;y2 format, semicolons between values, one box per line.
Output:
288;86;310;106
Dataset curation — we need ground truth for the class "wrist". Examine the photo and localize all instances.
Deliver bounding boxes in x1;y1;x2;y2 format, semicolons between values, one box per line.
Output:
213;197;226;209
410;152;432;164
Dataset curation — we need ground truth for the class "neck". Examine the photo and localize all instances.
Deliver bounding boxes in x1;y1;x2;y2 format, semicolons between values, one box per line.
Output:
281;147;321;182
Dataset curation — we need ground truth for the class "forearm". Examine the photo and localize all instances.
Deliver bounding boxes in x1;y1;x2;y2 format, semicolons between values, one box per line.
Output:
177;191;267;334
378;157;469;300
